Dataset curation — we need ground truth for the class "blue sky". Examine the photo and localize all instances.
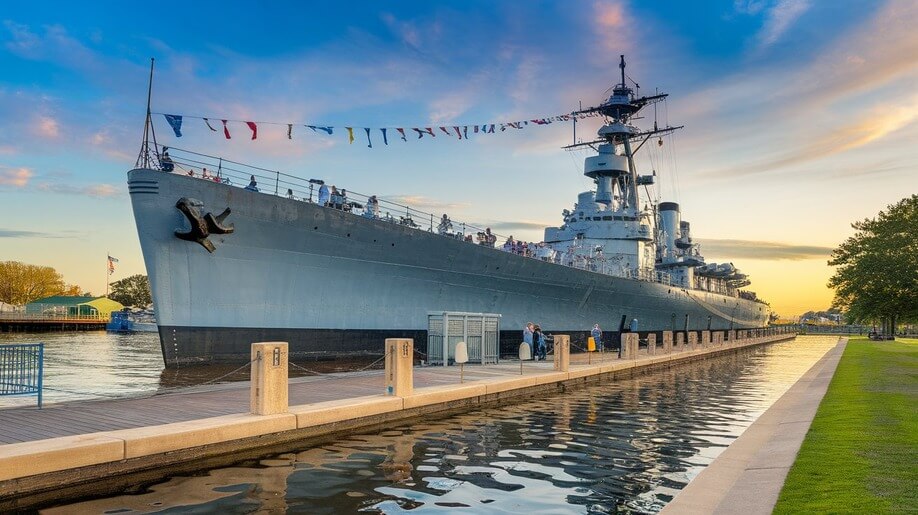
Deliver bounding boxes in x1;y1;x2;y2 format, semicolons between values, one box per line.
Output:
1;0;916;316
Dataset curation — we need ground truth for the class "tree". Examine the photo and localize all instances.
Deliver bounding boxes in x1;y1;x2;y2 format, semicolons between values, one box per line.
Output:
828;195;918;334
108;274;152;307
0;261;86;305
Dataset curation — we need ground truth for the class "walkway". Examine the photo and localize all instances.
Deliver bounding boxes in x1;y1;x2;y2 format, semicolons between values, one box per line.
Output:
661;337;847;515
0;352;613;444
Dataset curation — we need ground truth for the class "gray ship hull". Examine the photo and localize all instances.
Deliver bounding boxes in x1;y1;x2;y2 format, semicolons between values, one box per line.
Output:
129;169;770;366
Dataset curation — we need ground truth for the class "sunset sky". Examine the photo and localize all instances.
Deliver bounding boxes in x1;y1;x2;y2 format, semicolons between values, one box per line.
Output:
0;0;915;317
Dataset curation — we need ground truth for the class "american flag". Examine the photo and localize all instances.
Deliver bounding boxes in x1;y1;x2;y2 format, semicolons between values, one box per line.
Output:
108;255;119;275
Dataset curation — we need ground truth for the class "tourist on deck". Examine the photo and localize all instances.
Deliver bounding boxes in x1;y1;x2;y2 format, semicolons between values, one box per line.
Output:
523;322;534;358
245;175;259;192
329;186;341;209
503;236;515;252
187;169;195;177
202;168;210;180
318;183;330;206
365;195;379;218
591;324;603;352
341;189;350;211
160;149;174;172
437;214;453;235
287;188;296;199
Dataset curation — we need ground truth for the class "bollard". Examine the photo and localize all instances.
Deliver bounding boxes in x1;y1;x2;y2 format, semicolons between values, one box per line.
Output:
455;341;469;383
676;332;685;352
688;331;698;350
648;333;657;355
620;333;638;359
662;331;673;354
385;338;413;397
250;342;288;416
701;330;711;348
553;334;571;372
728;330;736;344
519;342;531;375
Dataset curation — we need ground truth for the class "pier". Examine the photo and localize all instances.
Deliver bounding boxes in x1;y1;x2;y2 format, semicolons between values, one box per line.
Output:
0;313;108;332
0;328;794;510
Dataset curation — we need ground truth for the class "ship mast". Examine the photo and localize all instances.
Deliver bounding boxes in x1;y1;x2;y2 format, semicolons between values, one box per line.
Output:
563;56;682;211
135;58;160;169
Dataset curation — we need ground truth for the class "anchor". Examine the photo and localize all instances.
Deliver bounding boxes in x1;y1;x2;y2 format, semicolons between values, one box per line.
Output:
174;197;234;253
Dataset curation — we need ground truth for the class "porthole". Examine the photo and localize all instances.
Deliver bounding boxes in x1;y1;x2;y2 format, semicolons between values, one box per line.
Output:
314;226;318;230
347;233;351;237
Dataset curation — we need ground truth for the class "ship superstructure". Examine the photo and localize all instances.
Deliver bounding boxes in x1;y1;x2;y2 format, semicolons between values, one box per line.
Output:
128;57;770;366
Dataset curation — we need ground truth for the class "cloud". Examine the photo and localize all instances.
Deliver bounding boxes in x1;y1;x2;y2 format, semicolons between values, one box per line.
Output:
696;238;833;261
0;228;72;238
756;0;811;50
703;93;918;177
383;195;469;211
33;116;60;139
0;167;32;187
591;0;634;54
35;182;120;197
487;220;553;232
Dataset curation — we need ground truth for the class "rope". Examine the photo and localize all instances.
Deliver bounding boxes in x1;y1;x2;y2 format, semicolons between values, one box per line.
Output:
33;358;262;405
183;357;259;389
288;352;390;379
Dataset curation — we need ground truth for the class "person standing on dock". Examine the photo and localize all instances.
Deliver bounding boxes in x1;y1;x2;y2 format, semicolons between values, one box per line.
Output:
533;324;547;360
591;324;603;352
629;318;638;333
523;322;534;358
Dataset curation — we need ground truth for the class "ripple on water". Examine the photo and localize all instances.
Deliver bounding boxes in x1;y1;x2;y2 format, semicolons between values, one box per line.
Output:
40;336;840;514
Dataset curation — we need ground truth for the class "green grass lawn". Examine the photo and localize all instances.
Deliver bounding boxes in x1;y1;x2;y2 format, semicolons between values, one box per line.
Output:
774;337;917;514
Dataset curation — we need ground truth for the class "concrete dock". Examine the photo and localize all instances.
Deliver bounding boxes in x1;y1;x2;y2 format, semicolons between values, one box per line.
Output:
0;328;794;510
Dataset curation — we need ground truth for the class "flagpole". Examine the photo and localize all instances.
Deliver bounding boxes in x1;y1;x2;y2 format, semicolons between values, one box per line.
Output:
106;252;109;297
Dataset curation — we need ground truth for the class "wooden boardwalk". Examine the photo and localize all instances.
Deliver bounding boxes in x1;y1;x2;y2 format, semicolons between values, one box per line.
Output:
0;359;578;444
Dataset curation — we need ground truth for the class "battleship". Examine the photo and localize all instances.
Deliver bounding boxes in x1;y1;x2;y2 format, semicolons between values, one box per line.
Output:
129;56;770;366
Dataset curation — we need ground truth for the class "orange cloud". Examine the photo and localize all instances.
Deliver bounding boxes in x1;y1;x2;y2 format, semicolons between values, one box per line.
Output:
592;1;632;53
0;167;32;187
705;94;918;177
595;1;624;28
34;116;60;139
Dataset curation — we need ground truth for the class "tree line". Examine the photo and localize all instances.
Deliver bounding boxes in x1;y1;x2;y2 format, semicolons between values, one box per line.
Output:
828;194;918;334
0;261;152;307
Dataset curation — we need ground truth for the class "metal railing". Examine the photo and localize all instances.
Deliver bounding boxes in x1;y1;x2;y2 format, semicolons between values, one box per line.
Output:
0;343;44;407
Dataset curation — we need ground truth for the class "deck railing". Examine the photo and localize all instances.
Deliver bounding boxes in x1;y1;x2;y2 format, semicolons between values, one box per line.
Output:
155;146;741;297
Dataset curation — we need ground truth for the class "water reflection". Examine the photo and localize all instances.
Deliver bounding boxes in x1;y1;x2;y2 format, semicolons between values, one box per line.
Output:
44;336;838;514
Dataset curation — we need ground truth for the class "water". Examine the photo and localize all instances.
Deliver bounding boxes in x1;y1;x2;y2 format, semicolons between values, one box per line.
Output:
39;336;839;514
0;331;381;407
0;331;163;406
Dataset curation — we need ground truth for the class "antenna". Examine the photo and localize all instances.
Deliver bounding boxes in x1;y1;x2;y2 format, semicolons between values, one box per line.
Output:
135;58;160;169
619;55;626;89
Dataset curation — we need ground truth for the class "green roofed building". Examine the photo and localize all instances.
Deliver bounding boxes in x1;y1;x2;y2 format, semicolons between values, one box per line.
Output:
25;296;124;318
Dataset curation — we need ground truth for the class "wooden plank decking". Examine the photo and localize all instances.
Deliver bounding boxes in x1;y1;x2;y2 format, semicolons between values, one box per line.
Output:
0;359;571;444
